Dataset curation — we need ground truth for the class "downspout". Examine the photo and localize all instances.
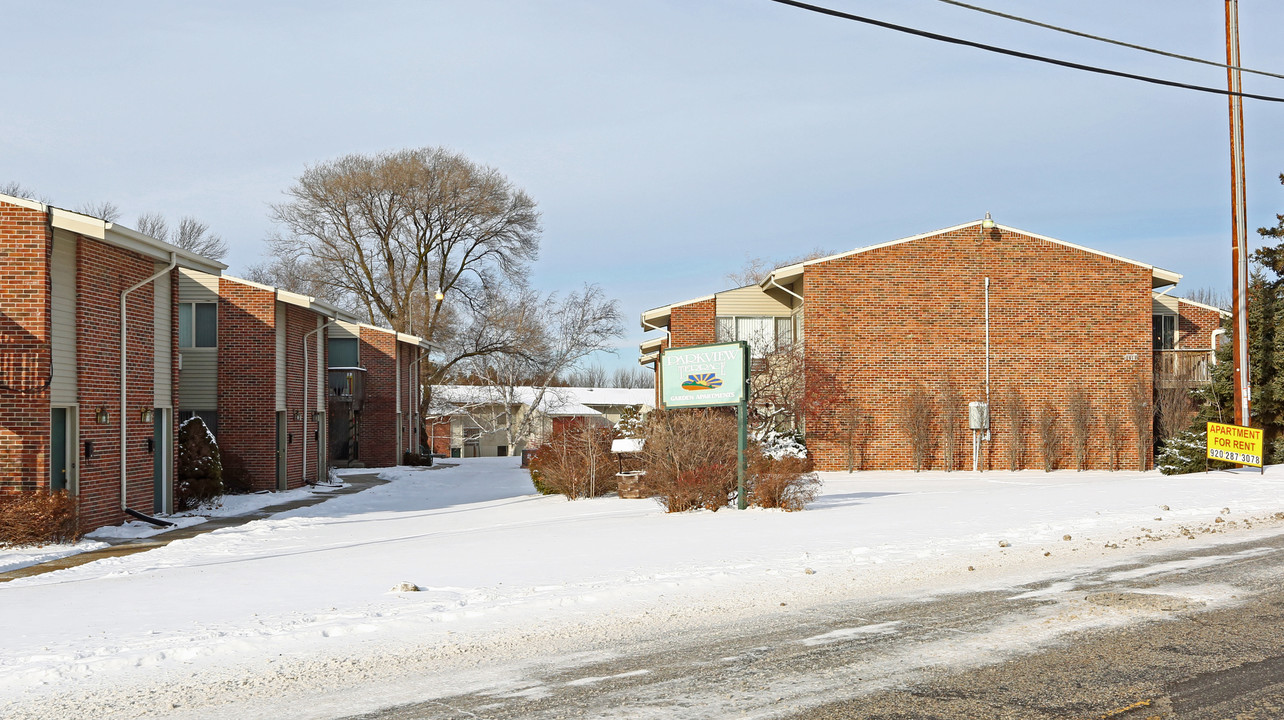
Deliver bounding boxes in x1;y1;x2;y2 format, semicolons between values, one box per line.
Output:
984;276;991;442
408;346;430;455
303;318;339;485
1211;328;1227;365
768;276;804;305
121;251;177;526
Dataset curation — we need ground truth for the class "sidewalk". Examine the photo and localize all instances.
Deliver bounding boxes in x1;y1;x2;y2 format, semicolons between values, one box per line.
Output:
0;472;392;583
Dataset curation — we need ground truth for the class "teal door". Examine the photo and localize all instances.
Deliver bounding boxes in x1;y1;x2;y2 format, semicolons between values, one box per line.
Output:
276;411;287;490
153;409;167;514
51;408;68;491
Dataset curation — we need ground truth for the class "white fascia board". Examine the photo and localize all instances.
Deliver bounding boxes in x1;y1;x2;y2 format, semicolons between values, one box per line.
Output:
641;293;716;330
395;332;438;350
0;192;45;211
1164;292;1232;317
104;221;227;274
638;352;659;366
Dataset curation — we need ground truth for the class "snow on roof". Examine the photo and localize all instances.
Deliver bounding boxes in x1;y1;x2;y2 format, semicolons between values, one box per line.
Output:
428;385;653;416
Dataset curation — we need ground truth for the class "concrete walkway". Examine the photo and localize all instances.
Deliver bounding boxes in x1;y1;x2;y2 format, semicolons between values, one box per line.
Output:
0;472;394;583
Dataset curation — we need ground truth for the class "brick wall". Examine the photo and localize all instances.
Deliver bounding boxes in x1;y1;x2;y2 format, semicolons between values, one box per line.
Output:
426;417;451;455
216;280;278;491
76;238;160;530
0;201;51;493
1176;300;1225;350
801;225;1154;472
358;327;399;467
669;300;715;348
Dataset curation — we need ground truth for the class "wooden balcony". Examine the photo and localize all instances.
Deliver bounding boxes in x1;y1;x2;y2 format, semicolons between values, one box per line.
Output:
1153;349;1214;388
328;368;367;409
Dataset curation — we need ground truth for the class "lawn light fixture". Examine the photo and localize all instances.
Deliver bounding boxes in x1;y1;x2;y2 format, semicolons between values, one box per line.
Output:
981;212;996;230
95;406;110;424
140;407;154;423
434;289;445;301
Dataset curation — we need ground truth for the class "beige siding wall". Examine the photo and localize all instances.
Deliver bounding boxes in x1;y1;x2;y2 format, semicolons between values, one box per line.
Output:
275;303;287;410
153;266;173;407
50;229;78;405
1152;295;1179;315
179;351;217;408
178;268;219;302
715;285;793;317
332;320;359;340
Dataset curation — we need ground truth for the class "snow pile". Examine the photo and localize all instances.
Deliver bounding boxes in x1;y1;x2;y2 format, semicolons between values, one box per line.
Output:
757;429;807;459
2;459;1284;719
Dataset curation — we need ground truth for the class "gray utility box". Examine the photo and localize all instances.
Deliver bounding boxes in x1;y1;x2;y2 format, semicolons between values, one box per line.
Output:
968;401;990;430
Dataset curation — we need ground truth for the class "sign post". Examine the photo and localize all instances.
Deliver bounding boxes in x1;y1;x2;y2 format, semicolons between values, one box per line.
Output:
657;341;751;508
1206;421;1264;473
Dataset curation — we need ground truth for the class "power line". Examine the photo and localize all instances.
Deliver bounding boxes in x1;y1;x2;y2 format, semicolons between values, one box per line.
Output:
935;0;1284;81
766;0;1284;104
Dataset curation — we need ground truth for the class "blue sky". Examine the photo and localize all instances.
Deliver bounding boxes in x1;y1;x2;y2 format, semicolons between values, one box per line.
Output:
4;1;1284;369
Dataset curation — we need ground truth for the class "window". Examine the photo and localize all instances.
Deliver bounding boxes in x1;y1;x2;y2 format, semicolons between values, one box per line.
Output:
715;315;794;358
329;338;359;367
1152;314;1176;350
179;303;217;348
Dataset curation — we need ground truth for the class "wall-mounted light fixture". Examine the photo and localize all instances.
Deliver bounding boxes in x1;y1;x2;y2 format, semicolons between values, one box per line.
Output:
313;411;325;422
292;409;302;421
95;407;110;424
140;407;154;424
981;211;996;230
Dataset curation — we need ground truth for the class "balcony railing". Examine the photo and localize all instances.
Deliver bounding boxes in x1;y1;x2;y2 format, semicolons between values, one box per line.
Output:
1153;349;1214;386
328;368;367;408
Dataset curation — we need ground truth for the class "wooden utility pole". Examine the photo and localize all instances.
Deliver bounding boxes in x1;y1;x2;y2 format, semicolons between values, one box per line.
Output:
1226;0;1251;426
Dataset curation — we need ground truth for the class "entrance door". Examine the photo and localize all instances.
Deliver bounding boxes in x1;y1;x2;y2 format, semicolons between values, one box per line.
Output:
276;411;287;490
153;409;169;514
51;408;69;491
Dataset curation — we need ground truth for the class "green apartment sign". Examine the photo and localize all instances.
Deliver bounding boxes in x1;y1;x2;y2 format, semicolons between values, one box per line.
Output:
659;341;748;409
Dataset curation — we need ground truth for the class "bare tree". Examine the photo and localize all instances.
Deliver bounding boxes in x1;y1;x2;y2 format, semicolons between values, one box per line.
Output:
725;247;835;286
1037;404;1060;472
1104;413;1125;471
610;365;654;389
1067;386;1092;471
1155;380;1196;446
75;201;121;223
839;399;873;473
938;380;962;472
1000;387;1027;471
0;182;50;203
1183;286;1231;311
1127;375;1154;471
265;147;541;386
135;212;229;259
899;384;934;472
566;364;609;388
457;285;623;454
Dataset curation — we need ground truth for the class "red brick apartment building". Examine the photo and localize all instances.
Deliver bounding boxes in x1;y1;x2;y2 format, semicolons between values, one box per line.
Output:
327;321;431;468
640;219;1228;472
0;194;225;530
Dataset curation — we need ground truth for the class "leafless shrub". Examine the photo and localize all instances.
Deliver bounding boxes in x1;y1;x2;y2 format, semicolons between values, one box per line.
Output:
748;454;820;511
1104;413;1125;471
1067;386;1092;471
1000;388;1027;471
639;409;738;512
1037;404;1060;472
899;384;934;472
1127;375;1154;471
0;491;80;547
529;421;616;499
1156;378;1196;446
938;380;963;472
840;400;874;473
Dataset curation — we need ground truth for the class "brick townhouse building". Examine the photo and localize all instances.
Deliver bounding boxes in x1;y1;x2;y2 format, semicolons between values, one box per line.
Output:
640;218;1225;472
327;321;432;468
0;193;225;530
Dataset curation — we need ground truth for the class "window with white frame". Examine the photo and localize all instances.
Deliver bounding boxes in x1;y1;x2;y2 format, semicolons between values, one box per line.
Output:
179;302;218;348
715;315;793;358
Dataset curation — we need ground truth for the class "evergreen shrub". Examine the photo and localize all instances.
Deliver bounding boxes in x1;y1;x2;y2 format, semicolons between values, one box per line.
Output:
176;416;223;510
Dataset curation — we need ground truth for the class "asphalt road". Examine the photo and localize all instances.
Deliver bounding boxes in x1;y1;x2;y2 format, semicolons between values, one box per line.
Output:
345;532;1284;720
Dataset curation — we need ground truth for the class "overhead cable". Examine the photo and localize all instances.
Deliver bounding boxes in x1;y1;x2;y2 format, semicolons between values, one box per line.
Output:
766;0;1284;104
934;0;1284;81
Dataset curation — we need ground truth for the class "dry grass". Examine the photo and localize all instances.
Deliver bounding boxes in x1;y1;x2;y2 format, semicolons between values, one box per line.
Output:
748;454;820;511
899;384;934;472
1067;386;1092;471
1001;387;1027;471
1037;404;1061;472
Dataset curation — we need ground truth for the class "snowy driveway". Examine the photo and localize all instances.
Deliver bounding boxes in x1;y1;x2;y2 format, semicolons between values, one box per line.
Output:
3;458;1284;719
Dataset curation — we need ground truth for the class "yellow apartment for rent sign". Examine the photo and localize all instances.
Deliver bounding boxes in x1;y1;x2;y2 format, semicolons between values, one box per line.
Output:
1206;421;1264;468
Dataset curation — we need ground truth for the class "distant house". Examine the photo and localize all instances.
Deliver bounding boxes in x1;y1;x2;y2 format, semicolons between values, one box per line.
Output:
640;218;1220;472
426;386;653;458
0;193;225;529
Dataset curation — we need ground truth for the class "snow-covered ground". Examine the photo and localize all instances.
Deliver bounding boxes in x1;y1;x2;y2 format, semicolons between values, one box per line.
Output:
3;458;1284;719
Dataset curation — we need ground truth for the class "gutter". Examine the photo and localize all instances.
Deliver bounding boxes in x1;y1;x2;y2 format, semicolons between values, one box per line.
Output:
767;275;804;305
120;252;178;526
